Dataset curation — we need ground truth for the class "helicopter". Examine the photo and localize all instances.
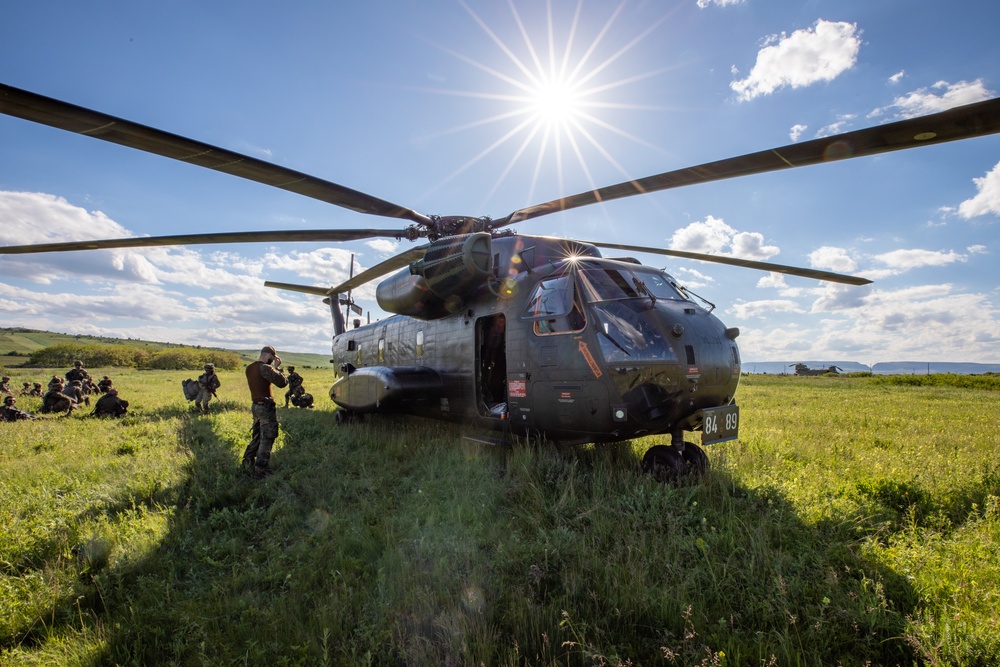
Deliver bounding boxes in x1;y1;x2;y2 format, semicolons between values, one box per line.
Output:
1;83;999;481
790;364;843;377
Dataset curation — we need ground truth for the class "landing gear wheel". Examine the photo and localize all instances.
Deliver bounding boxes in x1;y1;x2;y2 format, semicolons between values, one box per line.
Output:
641;445;686;484
681;442;709;477
334;409;361;425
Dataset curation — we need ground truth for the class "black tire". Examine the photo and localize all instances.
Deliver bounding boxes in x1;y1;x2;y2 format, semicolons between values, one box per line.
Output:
681;442;709;477
641;445;686;484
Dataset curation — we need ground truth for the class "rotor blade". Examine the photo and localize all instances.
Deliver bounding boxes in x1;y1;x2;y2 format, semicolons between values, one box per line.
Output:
0;83;432;226
587;240;872;285
330;245;429;293
0;228;409;254
500;96;1000;225
263;281;331;296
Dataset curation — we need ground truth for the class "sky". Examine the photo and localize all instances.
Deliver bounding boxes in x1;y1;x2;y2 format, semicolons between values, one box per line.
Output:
1;0;998;364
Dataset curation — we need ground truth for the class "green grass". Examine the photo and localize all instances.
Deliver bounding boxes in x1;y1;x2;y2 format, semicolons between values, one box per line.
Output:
1;372;998;665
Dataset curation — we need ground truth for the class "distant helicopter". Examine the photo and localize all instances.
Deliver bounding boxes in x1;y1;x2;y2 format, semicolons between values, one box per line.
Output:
1;83;998;481
790;363;843;377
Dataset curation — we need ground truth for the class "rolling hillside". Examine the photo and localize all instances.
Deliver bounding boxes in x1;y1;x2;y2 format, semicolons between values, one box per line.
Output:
0;328;332;370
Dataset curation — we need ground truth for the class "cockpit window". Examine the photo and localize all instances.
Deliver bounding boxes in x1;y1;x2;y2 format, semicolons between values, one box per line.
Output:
578;266;685;303
591;301;677;363
523;272;586;334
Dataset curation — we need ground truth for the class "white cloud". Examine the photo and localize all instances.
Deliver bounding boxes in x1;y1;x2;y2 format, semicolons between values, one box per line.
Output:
868;79;995;120
366;239;399;255
731;20;861;101
729;299;804;319
696;0;745;8
958;161;1000;219
789;123;807;141
873;248;967;271
889;70;905;84
669;216;779;260
808;246;857;273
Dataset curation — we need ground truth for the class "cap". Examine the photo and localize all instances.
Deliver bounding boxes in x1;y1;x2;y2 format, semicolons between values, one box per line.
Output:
74;360;83;366
288;366;295;371
204;363;215;370
261;345;277;356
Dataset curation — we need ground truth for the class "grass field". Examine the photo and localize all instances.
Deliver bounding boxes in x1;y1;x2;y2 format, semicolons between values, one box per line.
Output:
1;369;998;666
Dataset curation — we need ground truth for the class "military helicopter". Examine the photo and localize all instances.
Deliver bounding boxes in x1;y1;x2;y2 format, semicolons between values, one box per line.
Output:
790;364;843;377
1;83;998;480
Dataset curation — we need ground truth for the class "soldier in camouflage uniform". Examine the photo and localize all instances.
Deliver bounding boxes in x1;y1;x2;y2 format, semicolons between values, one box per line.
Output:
65;360;91;385
40;380;76;416
92;388;129;418
63;380;90;407
195;363;222;414
242;346;287;479
19;382;32;396
0;376;12;397
98;376;113;393
1;395;36;422
30;382;43;397
284;366;303;407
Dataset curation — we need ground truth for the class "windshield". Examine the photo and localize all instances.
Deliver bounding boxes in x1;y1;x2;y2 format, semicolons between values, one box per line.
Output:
577;265;685;303
591;301;677;363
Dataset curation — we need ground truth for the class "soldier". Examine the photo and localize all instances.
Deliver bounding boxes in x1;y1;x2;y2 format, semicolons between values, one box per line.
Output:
40;380;76;416
284;365;303;407
1;395;36;422
290;385;314;409
195;363;222;414
91;388;129;418
30;382;43;397
65;360;91;385
48;375;63;391
19;382;32;395
0;376;11;396
242;345;287;479
98;375;113;393
63;380;90;407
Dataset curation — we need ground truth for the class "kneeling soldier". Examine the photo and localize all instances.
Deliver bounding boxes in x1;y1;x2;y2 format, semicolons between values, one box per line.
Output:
40;381;76;416
92;388;129;418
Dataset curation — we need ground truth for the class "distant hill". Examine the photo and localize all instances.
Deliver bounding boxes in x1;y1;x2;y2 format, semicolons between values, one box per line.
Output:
745;360;1000;375
0;328;332;370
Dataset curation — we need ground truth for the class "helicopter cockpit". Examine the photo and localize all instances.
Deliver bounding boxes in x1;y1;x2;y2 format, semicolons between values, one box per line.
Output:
522;260;687;364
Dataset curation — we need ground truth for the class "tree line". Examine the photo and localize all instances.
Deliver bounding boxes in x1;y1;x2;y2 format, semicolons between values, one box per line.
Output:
23;342;243;371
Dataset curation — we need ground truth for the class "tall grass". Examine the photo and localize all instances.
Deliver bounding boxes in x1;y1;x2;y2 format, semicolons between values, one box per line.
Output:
1;371;998;665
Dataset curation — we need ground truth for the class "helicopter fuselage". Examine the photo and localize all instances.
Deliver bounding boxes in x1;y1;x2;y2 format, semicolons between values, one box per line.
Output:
328;234;741;446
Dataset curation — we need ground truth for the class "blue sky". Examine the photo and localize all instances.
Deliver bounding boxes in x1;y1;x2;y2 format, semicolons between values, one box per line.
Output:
1;0;998;363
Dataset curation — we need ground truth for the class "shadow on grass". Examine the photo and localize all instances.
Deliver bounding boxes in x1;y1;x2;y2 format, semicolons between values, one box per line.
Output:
15;412;919;666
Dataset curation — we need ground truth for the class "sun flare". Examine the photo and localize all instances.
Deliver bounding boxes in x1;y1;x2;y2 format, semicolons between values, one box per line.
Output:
528;77;583;127
417;1;673;207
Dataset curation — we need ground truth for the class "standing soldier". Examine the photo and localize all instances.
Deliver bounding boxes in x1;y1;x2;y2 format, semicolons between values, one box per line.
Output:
284;365;303;407
195;363;222;414
0;376;12;396
242;346;287;479
65;360;91;385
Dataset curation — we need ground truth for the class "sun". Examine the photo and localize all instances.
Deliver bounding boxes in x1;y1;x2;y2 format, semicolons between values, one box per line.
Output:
528;77;583;127
415;1;673;206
